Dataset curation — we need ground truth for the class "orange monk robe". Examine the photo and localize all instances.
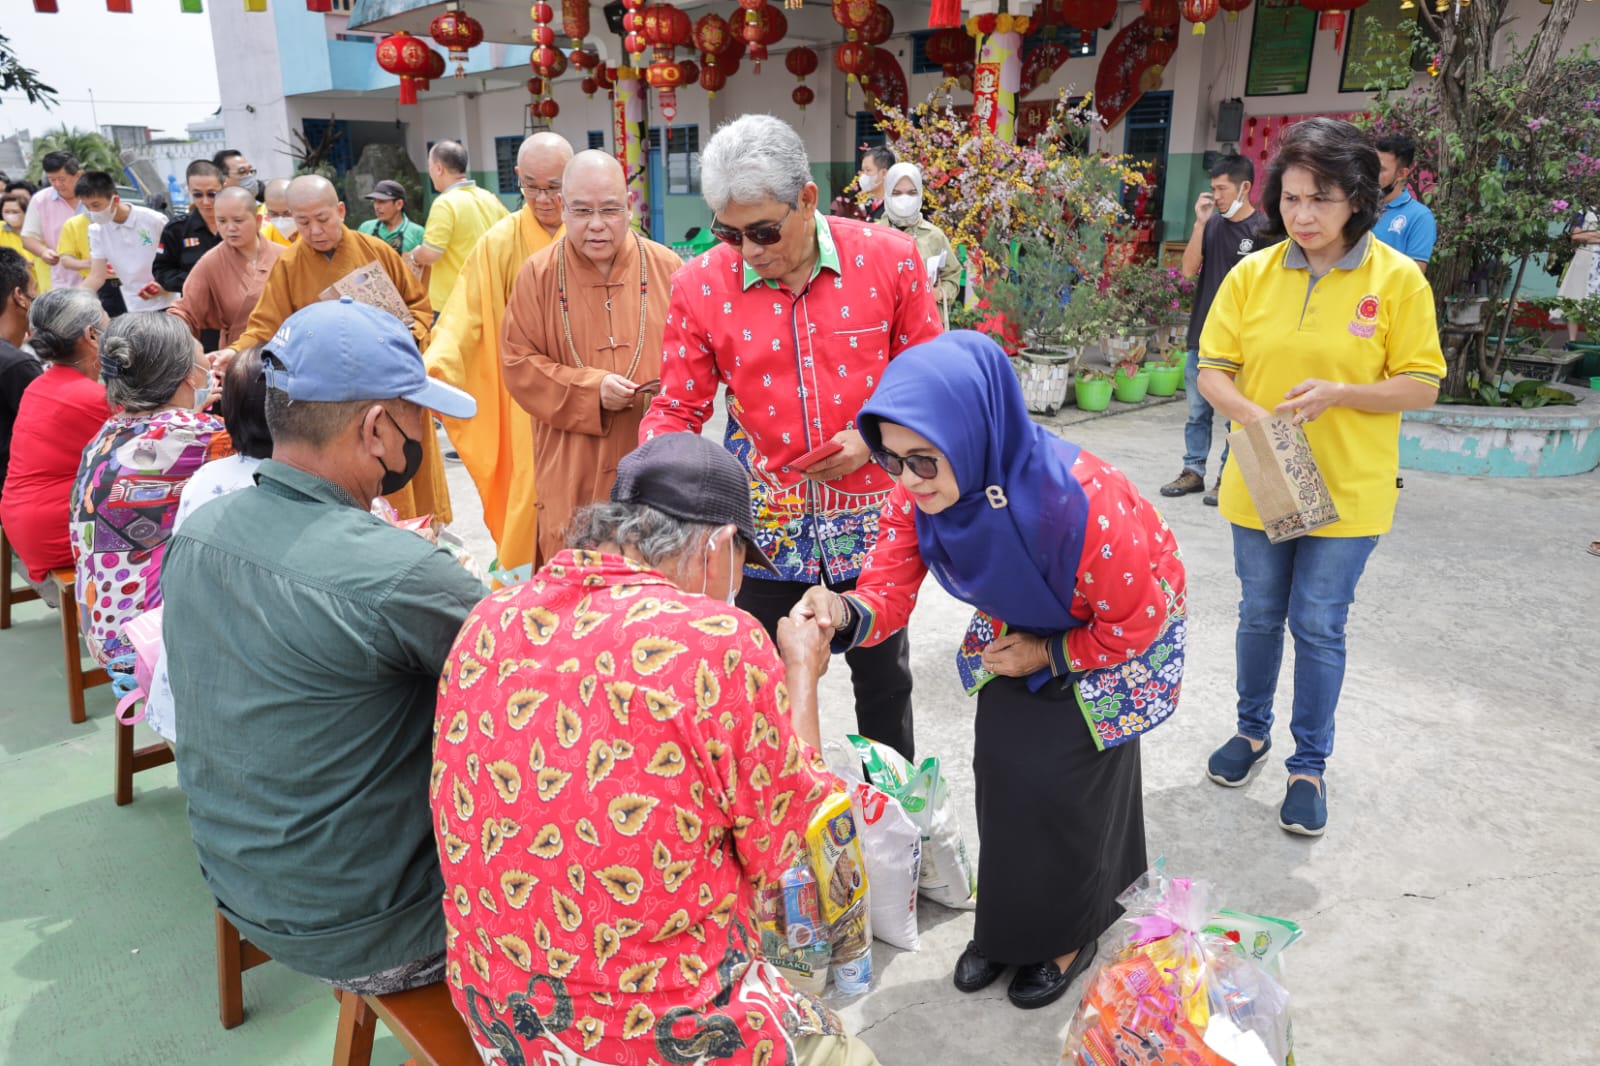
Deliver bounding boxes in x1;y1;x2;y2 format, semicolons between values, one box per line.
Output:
425;206;561;570
235;227;452;524
167;239;285;349
501;233;682;568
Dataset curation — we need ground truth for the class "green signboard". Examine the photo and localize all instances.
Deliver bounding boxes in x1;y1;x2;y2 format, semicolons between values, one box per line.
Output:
1246;6;1317;97
1340;4;1418;93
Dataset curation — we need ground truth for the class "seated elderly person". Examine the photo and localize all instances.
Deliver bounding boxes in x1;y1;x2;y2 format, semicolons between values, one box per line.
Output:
164;298;484;995
1;288;110;595
431;433;881;1066
68;312;222;666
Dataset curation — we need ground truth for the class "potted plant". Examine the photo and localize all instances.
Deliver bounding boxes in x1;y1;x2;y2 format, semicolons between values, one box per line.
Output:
1505;329;1584;384
1073;364;1114;412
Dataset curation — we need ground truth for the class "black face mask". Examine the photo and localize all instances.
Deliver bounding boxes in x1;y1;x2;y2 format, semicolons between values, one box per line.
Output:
377;409;424;496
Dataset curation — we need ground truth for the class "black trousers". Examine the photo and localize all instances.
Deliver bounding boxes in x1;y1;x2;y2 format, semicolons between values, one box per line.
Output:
736;574;916;762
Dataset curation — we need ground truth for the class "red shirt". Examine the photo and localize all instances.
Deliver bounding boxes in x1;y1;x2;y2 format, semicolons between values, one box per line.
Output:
640;214;941;583
432;550;845;1066
0;366;110;581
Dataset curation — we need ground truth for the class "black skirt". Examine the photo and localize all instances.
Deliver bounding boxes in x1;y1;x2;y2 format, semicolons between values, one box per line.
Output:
971;674;1147;965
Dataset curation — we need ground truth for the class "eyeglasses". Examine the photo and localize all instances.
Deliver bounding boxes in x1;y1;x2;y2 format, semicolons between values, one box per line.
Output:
230;167;256;179
710;205;795;248
520;181;562;200
1280;194;1350;216
565;206;628;222
189;190;219;201
871;448;941;480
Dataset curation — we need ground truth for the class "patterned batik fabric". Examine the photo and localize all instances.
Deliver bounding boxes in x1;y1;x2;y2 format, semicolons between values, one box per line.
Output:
1074;605;1187;751
68;408;224;665
432;549;846;1066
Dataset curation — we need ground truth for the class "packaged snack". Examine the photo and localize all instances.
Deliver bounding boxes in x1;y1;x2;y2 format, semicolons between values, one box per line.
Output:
848;736;976;909
757;868;831;997
807;793;867;925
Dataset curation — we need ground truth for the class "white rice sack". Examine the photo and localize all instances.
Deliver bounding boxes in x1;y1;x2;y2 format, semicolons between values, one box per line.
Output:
846;780;922;951
847;736;977;910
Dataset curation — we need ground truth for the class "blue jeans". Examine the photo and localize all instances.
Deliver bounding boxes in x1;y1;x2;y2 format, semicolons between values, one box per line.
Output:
1183;349;1229;476
1230;526;1379;777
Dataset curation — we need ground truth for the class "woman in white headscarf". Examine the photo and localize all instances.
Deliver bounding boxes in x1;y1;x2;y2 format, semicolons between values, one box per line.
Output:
882;162;963;309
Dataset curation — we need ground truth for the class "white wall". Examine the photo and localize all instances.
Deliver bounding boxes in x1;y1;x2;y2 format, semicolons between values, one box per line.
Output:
209;3;295;177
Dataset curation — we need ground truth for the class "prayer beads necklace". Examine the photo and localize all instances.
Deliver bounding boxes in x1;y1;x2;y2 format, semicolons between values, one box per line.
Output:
555;231;649;381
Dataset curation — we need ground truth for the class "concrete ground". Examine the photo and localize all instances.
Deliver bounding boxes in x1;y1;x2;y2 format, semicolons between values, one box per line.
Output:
2;396;1597;1065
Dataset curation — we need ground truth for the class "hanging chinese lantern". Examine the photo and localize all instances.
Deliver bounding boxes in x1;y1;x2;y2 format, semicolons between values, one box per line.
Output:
700;65;728;96
527;76;546;95
785;46;819;83
858;3;893;46
429;4;484;76
540;98;560;119
621;0;648;59
1299;0;1369;50
694;12;731;63
422;47;447;89
792;85;815;110
1182;0;1219;33
930;0;961;29
596;65;617;92
1143;0;1182;27
923;27;973;74
832;0;874;33
835;40;874;87
570;47;600;72
377;32;433;105
741;3;788;66
647;57;694;122
1218;0;1251;18
561;0;590;46
531;46;566;78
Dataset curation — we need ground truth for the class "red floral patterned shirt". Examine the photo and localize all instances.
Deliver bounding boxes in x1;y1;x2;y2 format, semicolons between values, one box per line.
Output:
432;550;844;1066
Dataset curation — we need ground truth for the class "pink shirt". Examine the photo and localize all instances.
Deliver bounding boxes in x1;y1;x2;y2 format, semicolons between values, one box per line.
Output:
21;188;84;290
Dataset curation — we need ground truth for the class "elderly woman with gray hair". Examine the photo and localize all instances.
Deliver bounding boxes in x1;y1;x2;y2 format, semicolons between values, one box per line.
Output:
68;312;222;665
640;113;941;763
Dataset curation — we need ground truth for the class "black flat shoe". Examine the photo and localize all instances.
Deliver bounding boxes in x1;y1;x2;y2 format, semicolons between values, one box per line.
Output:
952;940;1008;993
1006;940;1098;1010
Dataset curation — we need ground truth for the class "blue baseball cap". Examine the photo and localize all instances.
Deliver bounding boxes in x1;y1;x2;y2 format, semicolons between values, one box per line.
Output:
262;298;476;420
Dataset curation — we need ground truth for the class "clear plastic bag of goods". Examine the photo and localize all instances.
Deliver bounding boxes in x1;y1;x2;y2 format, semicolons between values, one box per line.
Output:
756;865;832;997
1063;860;1299;1066
848;735;977;910
825;745;922;951
805;792;875;995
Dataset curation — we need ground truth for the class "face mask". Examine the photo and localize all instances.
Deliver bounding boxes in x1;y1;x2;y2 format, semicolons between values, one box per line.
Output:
1220;187;1247;219
700;534;737;605
88;208;114;225
377;410;424;496
270;216;297;238
860;171;880;193
886;193;922;225
193;386;212;410
237;176;261;197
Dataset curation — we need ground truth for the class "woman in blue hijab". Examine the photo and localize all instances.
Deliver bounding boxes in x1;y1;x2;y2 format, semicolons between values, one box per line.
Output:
794;331;1187;1010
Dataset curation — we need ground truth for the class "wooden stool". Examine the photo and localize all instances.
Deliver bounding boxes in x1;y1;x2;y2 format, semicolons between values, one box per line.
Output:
215;911;272;1030
0;526;41;630
49;568;110;724
114;720;174;806
331;981;481;1066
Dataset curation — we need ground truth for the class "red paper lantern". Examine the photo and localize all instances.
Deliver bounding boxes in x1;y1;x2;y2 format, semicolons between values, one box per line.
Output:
539;98;560;119
376;31;432;105
532;25;556;47
1060;0;1118;29
625;32;647;55
930;0;961;28
430;7;484;73
742;4;787;64
792;85;815;110
785;46;819;80
924;28;974;72
858;4;894;46
1182;0;1219;34
832;0;874;31
531;45;564;77
527;76;546;95
570;47;599;70
561;0;590;45
700;65;728;95
835;40;874;84
531;2;553;22
1219;0;1251;16
1143;0;1181;27
642;3;692;48
694;13;730;59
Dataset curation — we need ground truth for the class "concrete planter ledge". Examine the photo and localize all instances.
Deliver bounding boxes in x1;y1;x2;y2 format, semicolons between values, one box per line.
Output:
1400;388;1600;477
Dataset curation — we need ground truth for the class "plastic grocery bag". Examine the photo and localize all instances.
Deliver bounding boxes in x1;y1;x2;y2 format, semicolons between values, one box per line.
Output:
827;746;922;951
805;793;875;995
1063;861;1298;1066
848;736;977;909
756;865;832;996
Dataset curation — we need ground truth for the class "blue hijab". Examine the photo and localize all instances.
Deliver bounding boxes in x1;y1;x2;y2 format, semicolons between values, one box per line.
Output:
858;331;1089;636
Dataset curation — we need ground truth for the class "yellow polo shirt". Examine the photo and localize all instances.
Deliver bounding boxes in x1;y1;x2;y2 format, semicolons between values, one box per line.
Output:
1199;233;1444;537
55;213;93;279
421;180;509;309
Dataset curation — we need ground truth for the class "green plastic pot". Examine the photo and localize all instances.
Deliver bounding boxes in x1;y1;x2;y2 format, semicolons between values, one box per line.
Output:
1146;364;1183;397
1113;365;1151;403
1074;377;1113;412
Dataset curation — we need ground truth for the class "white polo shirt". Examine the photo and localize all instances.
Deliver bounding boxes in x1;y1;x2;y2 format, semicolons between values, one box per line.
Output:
89;205;177;313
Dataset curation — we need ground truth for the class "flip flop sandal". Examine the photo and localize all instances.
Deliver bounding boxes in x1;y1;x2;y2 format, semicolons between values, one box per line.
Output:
1588;542;1600;558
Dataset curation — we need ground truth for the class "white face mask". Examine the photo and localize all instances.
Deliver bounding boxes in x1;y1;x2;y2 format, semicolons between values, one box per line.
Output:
700;534;737;606
859;171;880;193
887;193;921;225
270;216;297;238
1219;186;1248;219
193;386;212;410
88;208;114;225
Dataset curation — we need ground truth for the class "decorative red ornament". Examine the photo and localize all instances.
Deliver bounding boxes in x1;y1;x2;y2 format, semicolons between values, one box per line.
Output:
423;47;446;86
641;3;691;48
430;7;485;74
929;0;961;28
1059;0;1117;30
858;4;893;46
539;98;560;119
694;13;730;60
625;32;647;55
1218;0;1251;16
581;76;599;97
531;2;553;22
33;0;60;10
532;25;556;47
832;0;874;31
570;47;599;70
699;65;728;95
1143;0;1181;27
835;40;874;84
793;85;815;109
531;45;563;76
376;31;433;105
561;0;590;44
1181;0;1218;34
646;58;688;89
974;13;997;35
742;4;787;64
527;76;546;95
785;46;819;81
1298;0;1369;50
106;0;132;10
307;0;334;12
924;28;974;72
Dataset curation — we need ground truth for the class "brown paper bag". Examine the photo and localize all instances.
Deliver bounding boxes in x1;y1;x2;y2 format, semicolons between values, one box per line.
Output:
1225;415;1340;543
317;262;415;328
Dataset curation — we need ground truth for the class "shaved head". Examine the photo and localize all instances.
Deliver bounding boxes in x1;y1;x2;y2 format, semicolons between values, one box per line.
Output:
287;175;339;210
287;175;346;252
517;133;573;232
215;186;256;212
562;151;631;274
263;177;290;215
563;150;626;192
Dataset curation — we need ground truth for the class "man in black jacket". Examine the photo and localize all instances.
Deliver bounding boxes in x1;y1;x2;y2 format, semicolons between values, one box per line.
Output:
153;160;224;348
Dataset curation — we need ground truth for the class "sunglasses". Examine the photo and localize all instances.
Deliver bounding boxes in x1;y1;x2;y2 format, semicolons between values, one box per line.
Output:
710;205;794;247
189;190;219;200
871;448;941;480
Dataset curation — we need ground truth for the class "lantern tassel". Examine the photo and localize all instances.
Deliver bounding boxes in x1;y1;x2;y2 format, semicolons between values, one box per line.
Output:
1193;22;1205;34
930;0;961;28
399;75;419;105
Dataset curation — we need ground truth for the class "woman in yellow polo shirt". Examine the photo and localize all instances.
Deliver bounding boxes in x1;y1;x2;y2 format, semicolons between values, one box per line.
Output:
1196;118;1444;837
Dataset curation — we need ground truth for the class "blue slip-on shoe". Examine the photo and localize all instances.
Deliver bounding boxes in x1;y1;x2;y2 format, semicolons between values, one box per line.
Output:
1278;777;1327;836
1206;734;1270;787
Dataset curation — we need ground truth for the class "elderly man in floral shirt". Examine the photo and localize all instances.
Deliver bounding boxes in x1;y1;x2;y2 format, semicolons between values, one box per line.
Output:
641;115;940;762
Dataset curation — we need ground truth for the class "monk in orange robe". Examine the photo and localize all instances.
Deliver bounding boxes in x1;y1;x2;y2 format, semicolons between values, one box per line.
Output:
500;150;682;568
168;187;284;349
227;175;450;523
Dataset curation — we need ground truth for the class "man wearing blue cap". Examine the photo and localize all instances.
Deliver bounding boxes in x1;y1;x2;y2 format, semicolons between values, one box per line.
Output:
163;298;488;996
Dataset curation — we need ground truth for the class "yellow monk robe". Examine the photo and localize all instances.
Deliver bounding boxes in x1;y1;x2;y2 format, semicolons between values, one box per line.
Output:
425;206;561;569
236;227;452;524
501;232;681;568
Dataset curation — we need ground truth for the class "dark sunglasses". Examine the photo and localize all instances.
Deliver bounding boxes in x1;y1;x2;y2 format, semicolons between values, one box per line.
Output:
189;190;219;200
710;205;794;247
871;448;941;480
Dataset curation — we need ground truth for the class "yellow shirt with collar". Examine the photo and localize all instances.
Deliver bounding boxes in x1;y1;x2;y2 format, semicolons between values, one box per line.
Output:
1199;232;1444;537
55;213;93;278
420;179;509;310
